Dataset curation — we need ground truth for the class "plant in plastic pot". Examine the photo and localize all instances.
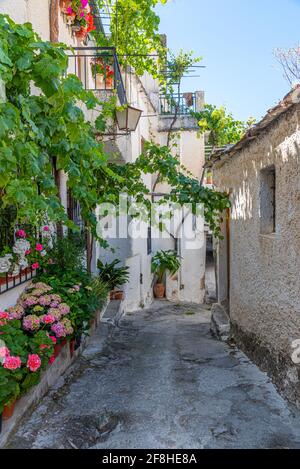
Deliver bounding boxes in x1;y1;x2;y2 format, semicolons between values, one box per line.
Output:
151;250;181;299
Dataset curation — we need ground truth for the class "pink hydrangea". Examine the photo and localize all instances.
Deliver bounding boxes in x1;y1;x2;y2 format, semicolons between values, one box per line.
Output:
61;318;74;335
23;315;40;331
23;296;38;307
16;229;26;238
3;355;21;370
35;243;43;252
50;294;62;304
59;303;70;316
48;308;62;321
7;305;24;320
39;295;51;306
27;354;41;372
42;314;56;325
50;302;59;308
32;283;52;291
51;322;67;338
31;288;45;297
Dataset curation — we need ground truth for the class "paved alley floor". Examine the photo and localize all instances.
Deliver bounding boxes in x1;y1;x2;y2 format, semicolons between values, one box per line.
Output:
7;301;300;449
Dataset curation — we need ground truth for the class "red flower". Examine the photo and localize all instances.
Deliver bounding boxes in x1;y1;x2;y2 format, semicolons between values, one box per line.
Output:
27;354;41;372
31;263;40;270
3;356;22;370
35;243;43;252
86;13;96;33
25;249;31;256
16;229;26;238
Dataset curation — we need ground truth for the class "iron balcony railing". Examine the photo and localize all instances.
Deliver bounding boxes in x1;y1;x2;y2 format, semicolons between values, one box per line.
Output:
159;92;197;116
67;47;127;106
0;225;36;295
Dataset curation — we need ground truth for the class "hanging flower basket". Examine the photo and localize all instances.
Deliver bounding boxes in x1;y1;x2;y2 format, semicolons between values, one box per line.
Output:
60;1;96;42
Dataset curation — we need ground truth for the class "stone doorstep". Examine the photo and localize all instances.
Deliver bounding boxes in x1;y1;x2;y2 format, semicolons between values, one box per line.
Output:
210;303;230;342
0;301;113;448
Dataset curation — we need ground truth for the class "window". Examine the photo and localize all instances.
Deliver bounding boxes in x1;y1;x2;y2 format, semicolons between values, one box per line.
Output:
260;165;276;235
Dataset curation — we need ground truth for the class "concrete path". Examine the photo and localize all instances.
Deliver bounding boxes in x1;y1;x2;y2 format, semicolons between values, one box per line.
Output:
7;301;300;449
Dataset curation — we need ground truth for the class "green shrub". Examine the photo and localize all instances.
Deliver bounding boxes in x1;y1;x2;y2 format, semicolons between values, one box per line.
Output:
97;259;129;290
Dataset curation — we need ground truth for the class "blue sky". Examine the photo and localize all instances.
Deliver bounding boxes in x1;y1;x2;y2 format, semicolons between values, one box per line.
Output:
156;0;300;121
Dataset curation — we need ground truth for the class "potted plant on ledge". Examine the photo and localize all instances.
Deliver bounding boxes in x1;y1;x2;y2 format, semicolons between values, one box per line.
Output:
151;250;181;299
97;259;129;301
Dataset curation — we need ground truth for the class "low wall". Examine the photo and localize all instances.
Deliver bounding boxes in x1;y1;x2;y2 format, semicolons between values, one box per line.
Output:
0;302;110;448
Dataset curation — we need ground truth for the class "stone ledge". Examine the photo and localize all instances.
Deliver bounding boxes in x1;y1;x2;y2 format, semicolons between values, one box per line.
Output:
0;300;116;448
210;303;230;342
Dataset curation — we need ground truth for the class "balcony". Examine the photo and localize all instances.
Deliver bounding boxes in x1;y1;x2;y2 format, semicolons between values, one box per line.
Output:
0;224;36;295
159;92;197;116
67;47;127;106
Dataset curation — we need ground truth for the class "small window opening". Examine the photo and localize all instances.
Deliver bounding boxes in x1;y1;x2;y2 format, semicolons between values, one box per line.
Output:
260;165;276;234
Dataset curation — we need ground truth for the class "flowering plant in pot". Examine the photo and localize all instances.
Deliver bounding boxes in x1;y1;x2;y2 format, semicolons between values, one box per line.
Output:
0;317;54;420
61;0;96;40
0;226;52;280
151;250;181;299
91;57;115;89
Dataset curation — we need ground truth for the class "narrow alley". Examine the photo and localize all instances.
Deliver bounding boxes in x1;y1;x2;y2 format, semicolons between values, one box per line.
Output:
7;302;300;450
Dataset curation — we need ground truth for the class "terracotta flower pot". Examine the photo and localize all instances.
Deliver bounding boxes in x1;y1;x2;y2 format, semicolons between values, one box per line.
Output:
110;290;115;300
114;291;124;300
69;338;76;358
54;343;62;358
3;400;16;421
153;283;165;299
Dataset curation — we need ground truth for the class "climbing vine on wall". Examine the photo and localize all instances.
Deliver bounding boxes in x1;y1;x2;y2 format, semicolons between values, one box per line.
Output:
0;14;115;236
0;13;229;248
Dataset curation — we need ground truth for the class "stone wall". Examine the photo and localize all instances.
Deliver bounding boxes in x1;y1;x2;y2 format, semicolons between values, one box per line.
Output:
212;104;300;405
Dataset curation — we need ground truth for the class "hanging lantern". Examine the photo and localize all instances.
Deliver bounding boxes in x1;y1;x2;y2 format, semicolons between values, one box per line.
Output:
116;105;142;132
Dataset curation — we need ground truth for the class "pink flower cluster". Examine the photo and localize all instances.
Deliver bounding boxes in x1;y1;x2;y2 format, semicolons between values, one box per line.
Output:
6;305;25;320
50;322;67;338
0;346;22;370
0;311;10;326
23;315;41;331
0;347;42;372
3;355;22;370
16;283;73;339
27;354;41;372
